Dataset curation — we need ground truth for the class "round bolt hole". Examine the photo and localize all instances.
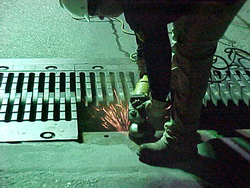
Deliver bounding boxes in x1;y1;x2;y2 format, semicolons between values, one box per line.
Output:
104;135;109;138
45;66;58;71
40;132;55;139
92;66;104;70
0;66;9;70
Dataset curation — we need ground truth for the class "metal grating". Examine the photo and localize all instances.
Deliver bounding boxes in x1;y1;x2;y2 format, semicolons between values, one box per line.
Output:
204;70;250;107
74;71;136;106
0;71;78;142
0;72;78;122
0;58;249;142
0;70;139;142
0;59;139;142
200;69;250;129
75;70;138;133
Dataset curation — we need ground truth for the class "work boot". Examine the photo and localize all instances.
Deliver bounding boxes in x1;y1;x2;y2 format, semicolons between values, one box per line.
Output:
138;119;200;163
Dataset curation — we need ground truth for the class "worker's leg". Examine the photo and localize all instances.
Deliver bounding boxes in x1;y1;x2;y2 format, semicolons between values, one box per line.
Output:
139;0;246;158
170;0;247;137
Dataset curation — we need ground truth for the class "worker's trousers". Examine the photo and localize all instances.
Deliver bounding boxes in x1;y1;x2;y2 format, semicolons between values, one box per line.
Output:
168;0;246;137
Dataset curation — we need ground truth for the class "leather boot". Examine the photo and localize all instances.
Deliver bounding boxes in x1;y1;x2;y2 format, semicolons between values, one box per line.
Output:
138;119;201;162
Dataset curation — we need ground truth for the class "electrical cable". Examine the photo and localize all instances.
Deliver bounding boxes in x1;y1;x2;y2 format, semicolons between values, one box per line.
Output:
108;17;137;62
210;46;250;83
211;35;234;81
129;52;137;62
109;17;172;62
111;17;135;36
110;17;249;83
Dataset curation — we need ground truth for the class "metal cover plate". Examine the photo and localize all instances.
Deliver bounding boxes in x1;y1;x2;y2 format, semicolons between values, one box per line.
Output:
0;121;77;142
0;58;139;142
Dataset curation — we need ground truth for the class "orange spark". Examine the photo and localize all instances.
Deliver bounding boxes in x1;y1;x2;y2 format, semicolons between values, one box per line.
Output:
93;90;130;132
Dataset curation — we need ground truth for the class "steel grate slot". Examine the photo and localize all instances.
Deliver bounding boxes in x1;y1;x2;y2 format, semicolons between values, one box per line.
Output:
109;72;121;103
129;72;136;89
38;73;45;93
60;72;66;92
30;89;38;121
119;72;130;103
54;88;60;121
27;73;35;92
70;72;76;92
100;72;108;105
17;87;26;122
109;72;117;103
5;92;14;122
79;72;87;106
5;73;14;93
16;73;24;93
90;72;97;106
0;73;3;88
49;73;55;92
41;91;49;121
65;88;72;121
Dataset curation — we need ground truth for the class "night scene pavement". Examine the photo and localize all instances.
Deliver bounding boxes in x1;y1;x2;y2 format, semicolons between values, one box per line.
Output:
0;1;249;187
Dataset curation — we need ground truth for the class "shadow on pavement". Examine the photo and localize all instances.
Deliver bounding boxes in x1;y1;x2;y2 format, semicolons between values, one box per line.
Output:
139;138;249;188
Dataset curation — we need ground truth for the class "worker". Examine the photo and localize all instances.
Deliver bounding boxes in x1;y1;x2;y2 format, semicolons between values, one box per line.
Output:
59;0;246;162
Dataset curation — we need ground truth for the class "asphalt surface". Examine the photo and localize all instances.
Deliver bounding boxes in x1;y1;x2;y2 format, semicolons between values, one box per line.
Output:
0;0;250;187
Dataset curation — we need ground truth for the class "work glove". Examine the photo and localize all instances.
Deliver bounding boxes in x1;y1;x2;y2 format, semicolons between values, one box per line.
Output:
136;99;167;117
136;99;169;128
